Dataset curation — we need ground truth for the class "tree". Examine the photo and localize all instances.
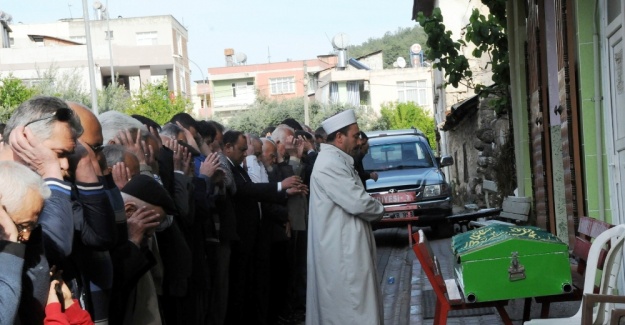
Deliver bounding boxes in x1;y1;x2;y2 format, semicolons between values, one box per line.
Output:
347;26;429;69
98;83;132;113
416;1;510;114
380;101;436;150
223;97;386;135
125;80;192;125
0;75;36;122
34;66;91;105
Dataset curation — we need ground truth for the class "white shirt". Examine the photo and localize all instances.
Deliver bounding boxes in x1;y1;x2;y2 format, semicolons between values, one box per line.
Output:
245;155;269;183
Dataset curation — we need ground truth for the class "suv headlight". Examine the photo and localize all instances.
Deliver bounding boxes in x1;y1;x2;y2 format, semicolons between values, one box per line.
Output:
423;184;441;197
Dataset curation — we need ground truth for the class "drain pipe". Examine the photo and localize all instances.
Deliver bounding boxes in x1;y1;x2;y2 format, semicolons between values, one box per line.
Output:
593;0;605;221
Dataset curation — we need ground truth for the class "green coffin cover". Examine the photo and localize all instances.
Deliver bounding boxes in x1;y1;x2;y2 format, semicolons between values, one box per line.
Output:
451;224;572;302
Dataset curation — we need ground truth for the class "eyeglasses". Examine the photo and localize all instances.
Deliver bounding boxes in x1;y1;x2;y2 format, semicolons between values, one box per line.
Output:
24;108;74;128
87;143;104;153
15;222;37;242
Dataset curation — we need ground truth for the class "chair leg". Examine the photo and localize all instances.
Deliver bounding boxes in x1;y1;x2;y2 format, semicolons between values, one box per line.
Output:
496;304;513;325
434;303;449;325
523;297;532;321
540;301;551;318
408;224;413;246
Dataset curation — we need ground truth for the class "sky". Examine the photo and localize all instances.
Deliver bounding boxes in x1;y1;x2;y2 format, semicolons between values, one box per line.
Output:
1;0;418;81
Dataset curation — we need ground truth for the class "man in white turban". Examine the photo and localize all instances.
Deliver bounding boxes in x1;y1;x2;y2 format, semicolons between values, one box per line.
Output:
306;109;385;325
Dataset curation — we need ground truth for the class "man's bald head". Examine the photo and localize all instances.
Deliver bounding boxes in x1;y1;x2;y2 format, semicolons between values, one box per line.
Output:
67;102;103;151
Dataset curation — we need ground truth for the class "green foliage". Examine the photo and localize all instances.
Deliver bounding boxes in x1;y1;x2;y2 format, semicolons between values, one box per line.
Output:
98;83;132;113
0;75;36;122
222;97;385;135
34;66;91;105
125;80;192;125
380;101;437;150
416;1;510;114
347;26;429;69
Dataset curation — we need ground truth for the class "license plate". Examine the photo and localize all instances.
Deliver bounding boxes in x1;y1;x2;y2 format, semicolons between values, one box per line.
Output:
372;192;416;204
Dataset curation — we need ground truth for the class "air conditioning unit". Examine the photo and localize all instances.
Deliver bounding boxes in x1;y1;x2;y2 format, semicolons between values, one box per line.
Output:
363;80;370;92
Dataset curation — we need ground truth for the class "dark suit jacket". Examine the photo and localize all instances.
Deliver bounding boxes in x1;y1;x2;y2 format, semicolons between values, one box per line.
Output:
228;160;287;242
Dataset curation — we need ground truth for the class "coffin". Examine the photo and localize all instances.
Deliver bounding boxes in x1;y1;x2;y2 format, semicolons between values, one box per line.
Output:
452;224;572;302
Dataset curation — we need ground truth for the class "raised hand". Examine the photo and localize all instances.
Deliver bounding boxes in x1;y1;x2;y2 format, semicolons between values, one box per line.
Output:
126;205;161;247
147;125;163;148
164;138;183;171
175;122;200;152
9;125;63;179
181;147;192;176
115;129;152;165
68;141;100;183
199;152;221;177
0;205;18;242
111;162;132;189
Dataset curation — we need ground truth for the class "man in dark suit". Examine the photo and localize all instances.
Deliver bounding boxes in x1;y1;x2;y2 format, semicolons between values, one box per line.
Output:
222;130;301;325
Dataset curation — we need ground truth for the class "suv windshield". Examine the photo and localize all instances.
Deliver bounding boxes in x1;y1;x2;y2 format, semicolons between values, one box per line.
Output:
363;141;434;172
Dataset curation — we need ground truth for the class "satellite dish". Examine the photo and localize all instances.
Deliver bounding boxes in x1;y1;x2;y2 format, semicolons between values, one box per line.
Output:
93;1;103;9
0;11;13;23
332;33;350;50
410;43;422;54
235;52;247;64
396;57;406;68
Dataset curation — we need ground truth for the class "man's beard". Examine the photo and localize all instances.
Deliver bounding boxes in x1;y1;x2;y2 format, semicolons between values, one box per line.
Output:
265;165;274;173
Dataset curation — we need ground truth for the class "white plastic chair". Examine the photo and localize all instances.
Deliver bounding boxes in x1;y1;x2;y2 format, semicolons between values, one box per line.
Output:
524;224;625;325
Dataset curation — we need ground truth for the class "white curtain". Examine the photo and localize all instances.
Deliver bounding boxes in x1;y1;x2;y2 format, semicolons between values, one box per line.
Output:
330;82;339;104
346;81;360;107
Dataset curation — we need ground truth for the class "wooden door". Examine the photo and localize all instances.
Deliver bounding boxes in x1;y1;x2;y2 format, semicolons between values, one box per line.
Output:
526;0;553;230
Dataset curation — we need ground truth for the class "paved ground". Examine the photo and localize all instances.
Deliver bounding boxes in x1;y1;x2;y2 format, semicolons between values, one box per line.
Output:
317;225;580;325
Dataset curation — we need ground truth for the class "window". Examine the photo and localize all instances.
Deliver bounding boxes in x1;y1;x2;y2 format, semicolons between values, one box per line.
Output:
270;77;295;95
179;70;186;95
397;80;427;105
231;81;254;98
177;33;182;55
365;141;434;170
70;35;86;43
105;30;113;40
136;31;158;46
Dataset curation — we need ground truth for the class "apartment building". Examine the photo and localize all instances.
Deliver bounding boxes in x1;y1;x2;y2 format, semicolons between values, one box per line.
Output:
314;51;434;114
0;14;194;112
207;54;338;120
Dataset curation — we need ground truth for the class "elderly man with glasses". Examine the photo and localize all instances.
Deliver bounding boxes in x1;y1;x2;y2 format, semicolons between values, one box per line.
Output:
0;161;51;324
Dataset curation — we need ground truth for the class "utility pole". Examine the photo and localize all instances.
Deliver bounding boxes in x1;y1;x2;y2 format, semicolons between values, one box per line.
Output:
82;0;98;114
303;60;309;126
105;0;115;87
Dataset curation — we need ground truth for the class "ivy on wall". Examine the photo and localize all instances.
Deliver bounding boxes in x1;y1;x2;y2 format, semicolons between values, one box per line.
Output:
416;0;510;114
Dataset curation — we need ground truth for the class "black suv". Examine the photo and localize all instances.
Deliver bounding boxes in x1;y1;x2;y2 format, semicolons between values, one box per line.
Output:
363;128;454;236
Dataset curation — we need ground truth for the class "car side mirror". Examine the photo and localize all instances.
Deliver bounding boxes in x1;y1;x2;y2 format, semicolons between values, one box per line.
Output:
438;156;454;167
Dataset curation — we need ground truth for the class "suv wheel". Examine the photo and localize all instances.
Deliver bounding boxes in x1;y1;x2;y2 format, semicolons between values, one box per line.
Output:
431;222;454;238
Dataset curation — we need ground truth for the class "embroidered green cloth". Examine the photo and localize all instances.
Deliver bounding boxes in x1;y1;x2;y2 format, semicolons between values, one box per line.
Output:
452;224;565;255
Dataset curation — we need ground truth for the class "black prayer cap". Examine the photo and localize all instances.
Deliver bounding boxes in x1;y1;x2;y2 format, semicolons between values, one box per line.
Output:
121;174;177;215
281;118;303;131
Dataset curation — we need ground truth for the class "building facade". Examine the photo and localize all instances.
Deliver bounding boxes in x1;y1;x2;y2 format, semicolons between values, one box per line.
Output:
0;14;192;111
207;55;337;120
208;50;435;121
314;51;434;114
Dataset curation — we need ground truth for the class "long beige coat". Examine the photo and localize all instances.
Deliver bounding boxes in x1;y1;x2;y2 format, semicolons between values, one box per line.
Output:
306;143;384;325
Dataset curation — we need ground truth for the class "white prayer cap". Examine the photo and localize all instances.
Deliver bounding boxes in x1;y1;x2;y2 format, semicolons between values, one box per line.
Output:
321;109;357;134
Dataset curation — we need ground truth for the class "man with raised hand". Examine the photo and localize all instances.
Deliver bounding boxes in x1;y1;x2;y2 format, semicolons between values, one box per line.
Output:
0;96;83;324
